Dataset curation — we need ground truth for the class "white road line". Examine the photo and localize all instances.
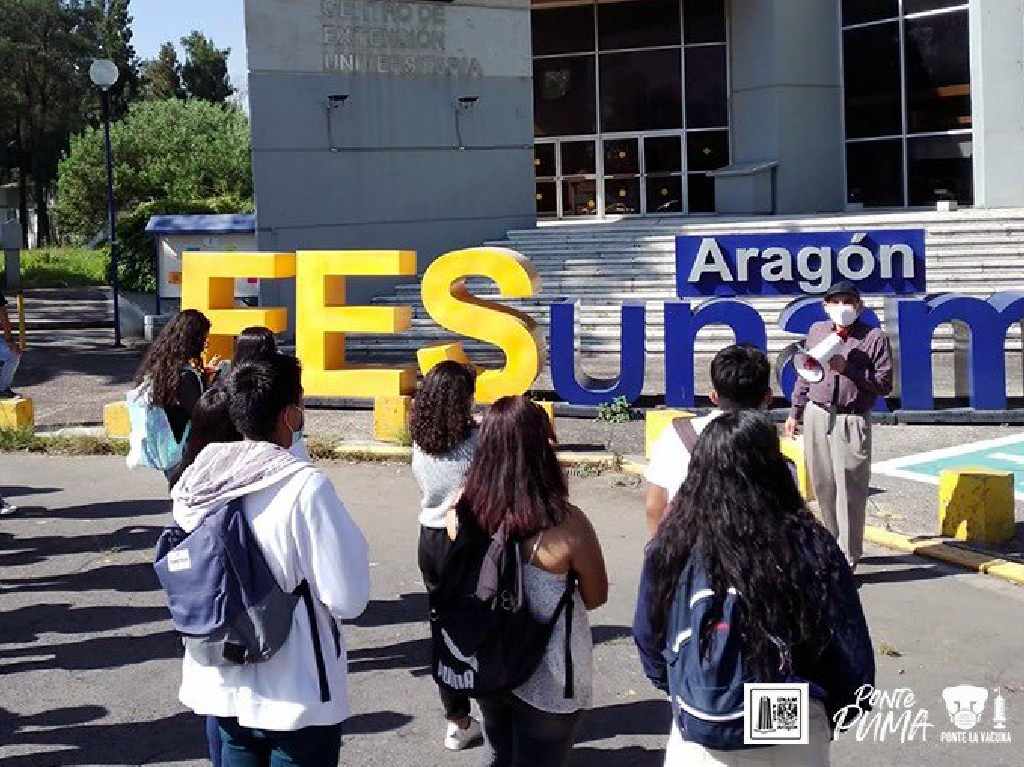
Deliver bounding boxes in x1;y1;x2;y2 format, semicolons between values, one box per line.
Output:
872;432;1024;472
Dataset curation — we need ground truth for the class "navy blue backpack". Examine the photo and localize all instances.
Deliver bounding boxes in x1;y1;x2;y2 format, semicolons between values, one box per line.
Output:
663;559;786;750
154;498;333;701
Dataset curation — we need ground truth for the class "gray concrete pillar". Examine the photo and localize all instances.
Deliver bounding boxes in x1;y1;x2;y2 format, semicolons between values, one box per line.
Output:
970;0;1024;209
726;0;845;215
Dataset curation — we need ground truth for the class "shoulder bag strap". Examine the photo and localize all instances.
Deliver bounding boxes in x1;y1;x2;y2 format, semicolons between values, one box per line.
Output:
294;580;331;703
672;417;699;454
562;572;576;699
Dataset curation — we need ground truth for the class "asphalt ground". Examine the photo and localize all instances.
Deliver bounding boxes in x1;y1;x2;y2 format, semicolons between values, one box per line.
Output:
1;456;1022;767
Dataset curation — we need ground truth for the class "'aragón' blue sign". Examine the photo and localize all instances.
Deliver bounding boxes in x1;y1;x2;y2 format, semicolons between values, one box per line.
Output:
675;229;926;297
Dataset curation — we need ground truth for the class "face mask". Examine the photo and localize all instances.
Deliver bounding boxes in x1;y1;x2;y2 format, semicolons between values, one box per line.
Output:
286;406;305;447
825;302;859;328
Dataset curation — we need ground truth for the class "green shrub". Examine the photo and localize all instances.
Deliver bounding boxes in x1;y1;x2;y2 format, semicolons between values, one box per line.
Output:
596;395;633;424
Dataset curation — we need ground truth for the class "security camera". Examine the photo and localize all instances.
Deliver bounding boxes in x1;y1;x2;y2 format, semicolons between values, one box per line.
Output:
457;96;479;108
328;94;349;106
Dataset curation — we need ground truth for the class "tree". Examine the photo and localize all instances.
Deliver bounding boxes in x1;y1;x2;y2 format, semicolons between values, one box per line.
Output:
0;0;96;245
141;42;185;101
180;31;234;103
55;98;253;240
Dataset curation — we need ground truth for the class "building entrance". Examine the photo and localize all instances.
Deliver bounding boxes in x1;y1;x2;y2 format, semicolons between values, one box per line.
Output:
531;0;729;219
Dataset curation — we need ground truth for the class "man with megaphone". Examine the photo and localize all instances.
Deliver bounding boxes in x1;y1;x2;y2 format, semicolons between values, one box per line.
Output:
784;280;893;570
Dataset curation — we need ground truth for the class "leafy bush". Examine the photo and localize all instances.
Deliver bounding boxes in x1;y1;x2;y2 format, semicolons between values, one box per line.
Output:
110;195;254;293
596;395;633;424
56;98;253;241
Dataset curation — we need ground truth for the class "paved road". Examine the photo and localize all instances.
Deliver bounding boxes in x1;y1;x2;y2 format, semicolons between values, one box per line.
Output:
1;456;1022;766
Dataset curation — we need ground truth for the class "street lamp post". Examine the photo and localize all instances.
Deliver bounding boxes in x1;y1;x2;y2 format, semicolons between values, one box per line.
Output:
89;59;122;347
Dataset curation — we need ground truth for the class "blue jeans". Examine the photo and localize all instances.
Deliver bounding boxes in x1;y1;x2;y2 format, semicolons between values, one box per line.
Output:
0;342;20;392
217;718;342;767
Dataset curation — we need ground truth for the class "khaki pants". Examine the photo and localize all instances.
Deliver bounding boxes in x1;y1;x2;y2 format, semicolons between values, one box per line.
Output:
803;403;871;566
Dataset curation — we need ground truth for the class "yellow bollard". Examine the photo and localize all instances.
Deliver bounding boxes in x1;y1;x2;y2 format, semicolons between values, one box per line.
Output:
374;395;413;444
644;409;694;459
0;396;34;431
103;401;131;439
779;436;816;502
939;469;1015;544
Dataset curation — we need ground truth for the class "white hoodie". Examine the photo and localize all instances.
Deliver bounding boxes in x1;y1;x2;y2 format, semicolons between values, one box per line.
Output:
170;441;370;730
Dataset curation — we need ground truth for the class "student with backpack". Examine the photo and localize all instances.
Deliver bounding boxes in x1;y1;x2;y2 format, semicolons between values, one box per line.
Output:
410;361;483;750
644;344;773;536
633;411;874;766
129;309;215;477
432;396;608;767
163;354;370;767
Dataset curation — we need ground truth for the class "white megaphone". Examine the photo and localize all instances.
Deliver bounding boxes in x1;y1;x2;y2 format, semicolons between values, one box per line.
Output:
787;334;845;384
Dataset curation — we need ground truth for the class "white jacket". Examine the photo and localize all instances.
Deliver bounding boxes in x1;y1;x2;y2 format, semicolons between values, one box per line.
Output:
171;441;370;730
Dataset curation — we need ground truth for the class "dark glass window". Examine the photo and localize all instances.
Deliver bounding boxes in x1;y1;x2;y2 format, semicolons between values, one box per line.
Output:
683;0;726;44
688;173;715;213
534;144;556;178
605;178;641;214
841;0;898;26
563;179;598;216
536;182;557;216
598;0;680;51
644;136;682;173
686;130;729;171
903;0;965;14
842;23;901;138
846;140;904;206
647;175;683;213
600;49;682;132
604;138;640;175
561;141;596;176
908;135;973;206
904;11;971;133
534;56;596;137
531;6;594;56
684;46;727;128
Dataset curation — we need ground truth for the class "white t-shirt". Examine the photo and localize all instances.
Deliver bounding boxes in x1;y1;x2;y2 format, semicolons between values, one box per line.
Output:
644;410;724;501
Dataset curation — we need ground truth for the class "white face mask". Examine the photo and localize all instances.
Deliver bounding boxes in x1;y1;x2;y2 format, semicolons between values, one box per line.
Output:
825;302;859;328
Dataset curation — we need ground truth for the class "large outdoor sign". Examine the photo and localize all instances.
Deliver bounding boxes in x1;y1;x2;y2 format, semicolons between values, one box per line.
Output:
181;235;1024;412
676;230;927;297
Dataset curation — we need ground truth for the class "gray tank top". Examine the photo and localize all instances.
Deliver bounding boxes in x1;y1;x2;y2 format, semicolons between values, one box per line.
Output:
512;563;593;714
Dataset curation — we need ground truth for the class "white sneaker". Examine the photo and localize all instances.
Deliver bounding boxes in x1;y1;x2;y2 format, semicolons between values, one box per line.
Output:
444;717;482;751
0;501;17;516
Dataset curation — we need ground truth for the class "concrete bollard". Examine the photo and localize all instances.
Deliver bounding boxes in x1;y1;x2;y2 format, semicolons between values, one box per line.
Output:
0;396;33;431
939;469;1015;544
374;395;412;444
644;409;694;459
104;401;131;439
779;436;815;502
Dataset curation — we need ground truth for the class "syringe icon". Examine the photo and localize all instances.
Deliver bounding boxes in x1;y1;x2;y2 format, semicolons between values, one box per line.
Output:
992;689;1007;730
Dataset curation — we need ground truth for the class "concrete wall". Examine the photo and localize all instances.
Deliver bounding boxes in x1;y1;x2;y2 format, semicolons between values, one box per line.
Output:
726;0;845;215
244;0;536;323
970;0;1024;209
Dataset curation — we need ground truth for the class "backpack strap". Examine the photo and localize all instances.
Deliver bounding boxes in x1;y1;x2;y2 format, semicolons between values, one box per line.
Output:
672;418;699;454
294;581;331;703
562;572;576;699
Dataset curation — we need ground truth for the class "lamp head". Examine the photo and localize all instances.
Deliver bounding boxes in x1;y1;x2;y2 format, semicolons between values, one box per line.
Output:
89;59;119;91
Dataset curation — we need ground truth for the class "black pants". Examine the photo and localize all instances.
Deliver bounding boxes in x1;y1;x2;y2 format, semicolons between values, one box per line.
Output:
477;693;582;767
418;525;472;721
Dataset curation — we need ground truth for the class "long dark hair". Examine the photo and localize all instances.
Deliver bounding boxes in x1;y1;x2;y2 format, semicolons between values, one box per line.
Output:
646;410;837;680
168;387;241;487
234;326;277;365
135;309;210;408
458;395;568;538
410;361;475;455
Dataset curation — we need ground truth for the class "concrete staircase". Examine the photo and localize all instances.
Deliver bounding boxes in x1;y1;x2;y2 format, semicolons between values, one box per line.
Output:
350;209;1024;368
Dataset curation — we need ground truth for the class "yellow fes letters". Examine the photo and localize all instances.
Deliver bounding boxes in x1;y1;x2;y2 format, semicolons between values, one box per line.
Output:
420;247;544;404
295;250;417;398
180;251;296;360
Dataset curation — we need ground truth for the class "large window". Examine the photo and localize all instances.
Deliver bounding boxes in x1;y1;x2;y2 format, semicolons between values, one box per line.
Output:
841;1;972;207
532;0;729;217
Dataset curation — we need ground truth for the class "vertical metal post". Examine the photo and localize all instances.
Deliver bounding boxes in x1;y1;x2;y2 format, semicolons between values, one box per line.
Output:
102;90;122;347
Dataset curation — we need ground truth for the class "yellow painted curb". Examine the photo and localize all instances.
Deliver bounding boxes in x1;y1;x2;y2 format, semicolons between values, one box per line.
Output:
333;441;412;460
864;525;1024;587
558;451;619;470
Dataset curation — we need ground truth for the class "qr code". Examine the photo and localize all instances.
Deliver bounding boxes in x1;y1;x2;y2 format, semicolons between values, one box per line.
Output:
744;684;809;745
